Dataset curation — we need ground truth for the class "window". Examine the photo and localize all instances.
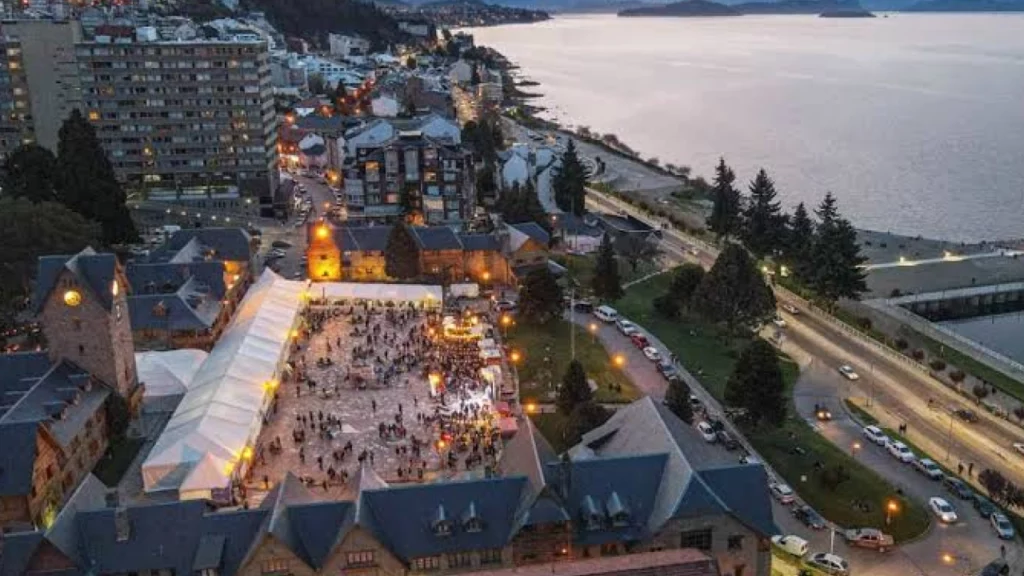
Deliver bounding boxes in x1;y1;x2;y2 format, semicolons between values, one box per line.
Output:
412;556;441;571
446;552;471;568
479;548;502;565
728;535;745;551
346;551;375;567
260;559;289;575
72;318;82;330
680;528;713;551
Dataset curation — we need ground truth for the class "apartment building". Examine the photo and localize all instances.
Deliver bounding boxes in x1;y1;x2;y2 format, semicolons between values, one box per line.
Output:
74;25;279;197
0;33;32;160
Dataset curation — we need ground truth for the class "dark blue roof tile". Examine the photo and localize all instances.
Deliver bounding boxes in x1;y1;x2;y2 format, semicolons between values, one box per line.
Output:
0;421;39;496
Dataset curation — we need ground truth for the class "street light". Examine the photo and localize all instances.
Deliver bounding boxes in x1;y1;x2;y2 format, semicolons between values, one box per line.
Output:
942;552;975;576
589;322;598;343
613;354;626;369
511;350;522;364
852;441;861;458
885;499;899;525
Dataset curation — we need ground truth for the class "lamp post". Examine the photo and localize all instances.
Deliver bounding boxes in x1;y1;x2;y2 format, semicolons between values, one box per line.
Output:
942;553;975;576
589;322;598;344
852;441;861;459
885;499;899;526
613;354;626;369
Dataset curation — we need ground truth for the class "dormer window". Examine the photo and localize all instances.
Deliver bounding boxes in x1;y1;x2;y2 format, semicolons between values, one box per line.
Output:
606;492;630;527
431;505;453;537
461;501;483;533
581;495;602;531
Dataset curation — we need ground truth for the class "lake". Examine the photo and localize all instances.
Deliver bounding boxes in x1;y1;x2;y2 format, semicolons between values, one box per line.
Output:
470;14;1024;242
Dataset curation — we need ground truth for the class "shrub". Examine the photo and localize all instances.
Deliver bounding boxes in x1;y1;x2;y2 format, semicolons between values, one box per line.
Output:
929;359;947;371
911;349;925;361
949;369;966;383
972;384;990;402
894;338;909;351
857;317;873;331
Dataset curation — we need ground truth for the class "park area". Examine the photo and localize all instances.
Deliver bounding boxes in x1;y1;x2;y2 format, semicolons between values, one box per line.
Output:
613;271;930;541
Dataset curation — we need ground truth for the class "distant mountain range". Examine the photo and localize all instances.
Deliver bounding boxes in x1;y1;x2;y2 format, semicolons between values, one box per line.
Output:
619;0;874;15
470;0;1024;13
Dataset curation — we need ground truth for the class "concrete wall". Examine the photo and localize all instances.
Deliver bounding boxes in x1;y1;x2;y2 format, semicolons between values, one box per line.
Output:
651;515;769;576
238;534;315;576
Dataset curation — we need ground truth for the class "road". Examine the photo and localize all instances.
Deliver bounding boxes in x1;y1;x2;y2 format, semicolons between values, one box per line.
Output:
582;186;1024;575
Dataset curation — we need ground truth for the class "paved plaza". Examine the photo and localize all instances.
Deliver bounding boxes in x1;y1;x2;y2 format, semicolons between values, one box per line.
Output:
245;304;505;501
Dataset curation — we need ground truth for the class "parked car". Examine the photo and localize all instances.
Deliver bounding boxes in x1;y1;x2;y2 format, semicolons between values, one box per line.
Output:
271;240;292;249
594;305;618;322
913;458;944;480
843;527;894;551
954;408;979;423
771;535;809;557
929;496;958;523
656;360;677;377
772;317;787;328
1014;442;1024;457
838;365;860;380
496;300;517;312
573;300;594;313
972;494;998;519
808;553;850;575
630;334;649;349
642;346;662;362
769;482;796;505
793;505;827;529
696;421;717;443
885;440;916;463
991;513;1016;540
782;303;800;315
863;425;888;446
943;476;974;500
688;394;703;412
716;430;739;450
615;318;639;336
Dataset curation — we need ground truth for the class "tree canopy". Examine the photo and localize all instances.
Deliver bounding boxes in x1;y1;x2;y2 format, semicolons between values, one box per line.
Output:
55;110;137;244
664;377;694;424
1;144;58;203
557;359;592;415
553;140;589;216
653;263;705;319
741;168;784;258
782;201;814;280
706;158;742;239
565;401;610;446
809;193;867;306
240;0;408;51
384;223;420;280
495;180;548;230
691;244;775;333
614;234;660;274
518;268;564;325
724;339;786;427
591;233;623;302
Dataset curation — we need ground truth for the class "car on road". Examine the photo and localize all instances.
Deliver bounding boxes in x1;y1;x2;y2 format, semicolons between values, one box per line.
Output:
838;365;860;380
656;360;675;376
496;300;517;312
943;476;974;500
792;504;826;529
616;318;639;336
885;440;916;463
271;240;292;249
1014;442;1024;457
630;334;649;349
594;305;618;322
913;458;944;480
716;430;739;450
929;496;958;523
807;553;850;575
863;425;888;446
769;482;796;505
573;300;594;313
843;527;894;551
771;535;809;558
991;512;1016;539
696;421;717;443
642;346;662;362
972;494;998;519
772;317;787;329
688;394;703;412
954;408;979;423
781;303;800;315
814;403;833;421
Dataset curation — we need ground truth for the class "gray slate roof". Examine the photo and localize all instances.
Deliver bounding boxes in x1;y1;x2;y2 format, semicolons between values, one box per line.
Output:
148;228;253;264
459;233;501;252
34;249;117;312
0;421;39;496
409;226;463;251
287;501;357;568
0;530;45;576
510;222;550;246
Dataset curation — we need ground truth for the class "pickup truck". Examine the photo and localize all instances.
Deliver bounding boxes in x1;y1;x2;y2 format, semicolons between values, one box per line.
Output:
843;528;894;551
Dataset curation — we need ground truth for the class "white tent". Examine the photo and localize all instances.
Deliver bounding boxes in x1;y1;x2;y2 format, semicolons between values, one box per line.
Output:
141;270;306;495
319;282;442;307
135;349;209;398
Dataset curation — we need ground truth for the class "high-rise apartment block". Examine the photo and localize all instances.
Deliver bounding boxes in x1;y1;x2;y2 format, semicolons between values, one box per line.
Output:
75;25;279;196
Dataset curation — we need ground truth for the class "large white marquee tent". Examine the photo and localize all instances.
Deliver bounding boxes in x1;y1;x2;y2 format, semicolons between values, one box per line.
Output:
141;270;306;499
135;349;209;398
318;282;442;307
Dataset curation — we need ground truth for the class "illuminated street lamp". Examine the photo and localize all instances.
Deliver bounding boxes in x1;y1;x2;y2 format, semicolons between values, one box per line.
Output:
501;314;512;337
525;402;537;414
589;322;598;343
510;350;522;364
885;499;899;525
851;441;861;458
613;354;626;369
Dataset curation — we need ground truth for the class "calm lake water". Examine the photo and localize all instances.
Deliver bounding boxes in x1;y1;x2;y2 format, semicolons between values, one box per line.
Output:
471;14;1024;242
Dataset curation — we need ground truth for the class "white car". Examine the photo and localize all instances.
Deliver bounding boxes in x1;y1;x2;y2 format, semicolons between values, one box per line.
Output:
992;512;1016;540
772;317;787;328
615;319;639;336
696;421;717;443
1013;442;1024;456
929;497;958;523
863;425;888;446
642;346;662;362
782;303;800;315
838;365;860;380
771;535;809;557
808;553;849;575
769;482;796;505
886;440;916;463
913;458;944;480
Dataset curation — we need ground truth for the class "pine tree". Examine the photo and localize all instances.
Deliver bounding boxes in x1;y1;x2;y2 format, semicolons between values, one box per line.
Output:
690;244;776;333
724;339;786;427
518;268;564;325
742;168;784;258
784;202;814;282
557;359;593;415
384;222;420;280
591;233;623;302
706;158;742;239
811;198;867;306
1;144;58;203
55;109;138;244
565;401;610;446
664;377;694;424
552;140;589;216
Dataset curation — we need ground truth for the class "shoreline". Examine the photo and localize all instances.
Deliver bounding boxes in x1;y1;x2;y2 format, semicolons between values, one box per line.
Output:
488;43;1019;248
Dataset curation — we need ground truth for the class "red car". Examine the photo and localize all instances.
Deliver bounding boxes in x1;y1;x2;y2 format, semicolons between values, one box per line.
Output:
630;334;649;349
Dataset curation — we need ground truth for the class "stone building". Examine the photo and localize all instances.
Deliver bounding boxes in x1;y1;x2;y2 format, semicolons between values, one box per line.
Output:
0;248;142;530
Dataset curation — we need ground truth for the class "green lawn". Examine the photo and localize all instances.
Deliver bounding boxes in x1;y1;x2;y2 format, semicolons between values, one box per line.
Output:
845;399;879;426
553;253;660;294
918;334;1024;403
93;436;145;487
611;271;931;542
507;320;640;405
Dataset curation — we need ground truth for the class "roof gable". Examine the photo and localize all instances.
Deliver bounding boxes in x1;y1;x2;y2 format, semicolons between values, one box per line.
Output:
409;226;463;251
698;465;778;536
287;501;356;568
34;250;117;313
562;454;666;545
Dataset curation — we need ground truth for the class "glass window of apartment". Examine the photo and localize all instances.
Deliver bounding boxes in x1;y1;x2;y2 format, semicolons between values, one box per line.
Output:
346;550;375;567
680;528;713;551
446;551;472;568
727;535;744;551
479;549;502;565
413;556;441;571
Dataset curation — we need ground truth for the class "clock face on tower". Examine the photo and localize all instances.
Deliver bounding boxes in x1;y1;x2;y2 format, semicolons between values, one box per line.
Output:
63;290;82;307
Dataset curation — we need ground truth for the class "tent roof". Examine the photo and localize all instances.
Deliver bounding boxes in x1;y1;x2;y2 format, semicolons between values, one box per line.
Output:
142;271;305;493
136;349;209;398
319;282;442;303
